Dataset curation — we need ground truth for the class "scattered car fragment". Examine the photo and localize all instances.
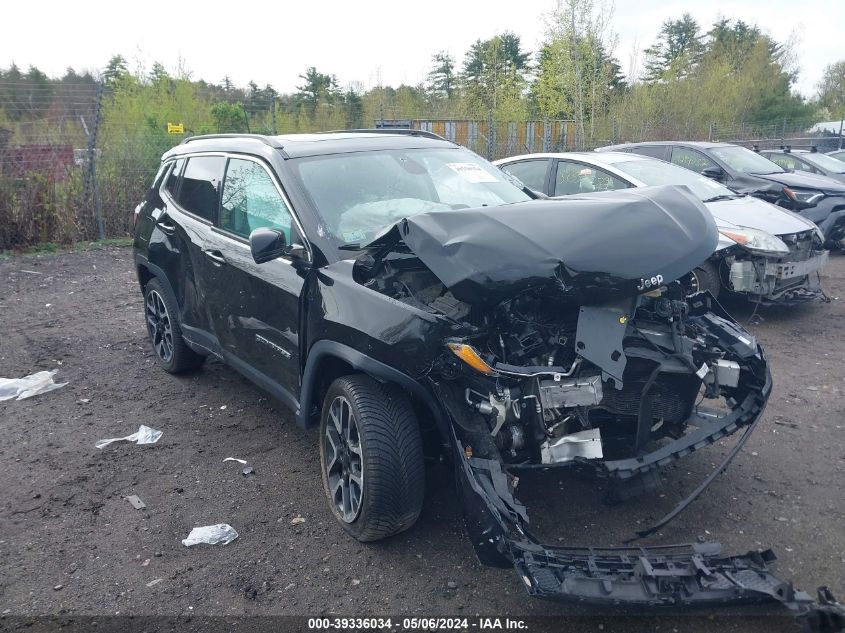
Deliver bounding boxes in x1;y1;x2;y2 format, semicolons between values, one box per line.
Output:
95;425;162;449
0;370;67;401
496;151;829;304
131;130;844;627
125;495;147;510
181;524;239;546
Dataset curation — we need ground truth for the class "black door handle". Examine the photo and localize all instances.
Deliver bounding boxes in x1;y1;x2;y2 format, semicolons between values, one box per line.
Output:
204;250;226;265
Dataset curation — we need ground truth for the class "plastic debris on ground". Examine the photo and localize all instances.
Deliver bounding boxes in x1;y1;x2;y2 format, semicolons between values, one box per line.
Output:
242;466;255;476
126;495;147;509
0;370;67;401
181;524;239;546
95;425;162;449
223;457;247;464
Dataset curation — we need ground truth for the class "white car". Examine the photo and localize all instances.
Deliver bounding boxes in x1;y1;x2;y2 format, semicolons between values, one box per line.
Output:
495;152;828;305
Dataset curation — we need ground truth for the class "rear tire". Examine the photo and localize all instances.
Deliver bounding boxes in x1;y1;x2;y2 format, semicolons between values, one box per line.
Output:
319;375;425;542
143;278;205;374
688;260;721;298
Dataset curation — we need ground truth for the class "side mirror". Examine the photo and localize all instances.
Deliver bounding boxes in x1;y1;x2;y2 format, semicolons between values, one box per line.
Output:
701;166;724;180
249;227;287;264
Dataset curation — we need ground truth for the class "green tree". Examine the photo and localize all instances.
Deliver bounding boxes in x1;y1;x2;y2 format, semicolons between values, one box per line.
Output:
295;67;340;115
642;14;702;81
817;61;845;119
210;102;249;132
102;54;129;86
460;32;531;119
426;52;457;100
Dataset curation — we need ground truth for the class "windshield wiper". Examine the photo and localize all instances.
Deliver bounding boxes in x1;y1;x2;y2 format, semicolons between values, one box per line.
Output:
338;242;363;251
702;194;737;202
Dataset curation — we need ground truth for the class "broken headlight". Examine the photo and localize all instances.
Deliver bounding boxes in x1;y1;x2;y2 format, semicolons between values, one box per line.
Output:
446;342;498;376
719;227;789;255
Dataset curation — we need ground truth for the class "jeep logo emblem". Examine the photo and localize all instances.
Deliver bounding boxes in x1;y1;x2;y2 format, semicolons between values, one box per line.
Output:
637;274;664;291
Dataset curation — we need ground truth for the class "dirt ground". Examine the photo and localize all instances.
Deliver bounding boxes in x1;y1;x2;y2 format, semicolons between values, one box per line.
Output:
0;245;843;632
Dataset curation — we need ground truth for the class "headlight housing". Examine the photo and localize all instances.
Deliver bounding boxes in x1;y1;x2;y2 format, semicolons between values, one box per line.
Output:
719;227;790;255
446;342;498;375
783;187;824;205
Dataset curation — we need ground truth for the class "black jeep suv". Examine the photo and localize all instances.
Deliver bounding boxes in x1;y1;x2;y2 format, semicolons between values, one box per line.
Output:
132;131;841;625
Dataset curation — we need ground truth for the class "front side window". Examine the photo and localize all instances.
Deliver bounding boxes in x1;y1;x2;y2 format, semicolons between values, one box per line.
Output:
291;147;530;246
554;161;629;196
219;158;294;242
176;156;226;222
670;147;718;174
500;159;549;193
710;145;784;175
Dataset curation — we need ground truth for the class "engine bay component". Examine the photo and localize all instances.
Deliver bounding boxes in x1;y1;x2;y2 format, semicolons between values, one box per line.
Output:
538;374;603;412
540;427;603;463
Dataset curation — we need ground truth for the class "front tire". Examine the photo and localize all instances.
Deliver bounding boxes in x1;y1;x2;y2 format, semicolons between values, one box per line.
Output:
319;375;425;542
688;260;721;298
143;278;204;374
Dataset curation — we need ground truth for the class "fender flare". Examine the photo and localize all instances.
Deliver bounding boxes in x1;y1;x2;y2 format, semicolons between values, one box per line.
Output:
297;340;448;441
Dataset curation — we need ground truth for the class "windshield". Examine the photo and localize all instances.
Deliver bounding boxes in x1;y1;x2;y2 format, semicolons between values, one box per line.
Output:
291;147;530;246
710;145;785;174
805;152;845;173
613;158;736;201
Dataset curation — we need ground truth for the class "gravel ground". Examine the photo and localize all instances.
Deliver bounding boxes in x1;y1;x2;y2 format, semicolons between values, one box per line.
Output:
0;245;843;632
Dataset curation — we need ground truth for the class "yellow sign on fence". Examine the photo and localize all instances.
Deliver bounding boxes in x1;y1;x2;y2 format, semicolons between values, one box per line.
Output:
167;123;185;134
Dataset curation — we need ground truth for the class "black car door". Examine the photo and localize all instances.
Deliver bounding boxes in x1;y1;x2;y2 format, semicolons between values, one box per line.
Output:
202;156;306;403
148;155;225;347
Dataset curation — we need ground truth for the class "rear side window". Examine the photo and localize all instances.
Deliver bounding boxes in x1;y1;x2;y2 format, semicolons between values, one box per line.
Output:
630;145;667;159
164;158;184;198
177;156;226;222
220;158;294;242
500;159;549;193
670;147;718;174
554;161;629;196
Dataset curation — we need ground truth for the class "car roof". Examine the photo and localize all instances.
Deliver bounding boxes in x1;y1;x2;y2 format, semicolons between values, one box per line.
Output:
163;130;459;160
598;140;733;151
496;151;649;165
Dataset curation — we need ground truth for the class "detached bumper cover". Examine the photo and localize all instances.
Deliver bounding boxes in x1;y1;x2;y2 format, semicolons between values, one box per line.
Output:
457;454;845;632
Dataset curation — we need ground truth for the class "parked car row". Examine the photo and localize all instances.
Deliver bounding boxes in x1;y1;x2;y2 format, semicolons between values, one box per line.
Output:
595;140;845;247
496;150;829;305
131;130;844;629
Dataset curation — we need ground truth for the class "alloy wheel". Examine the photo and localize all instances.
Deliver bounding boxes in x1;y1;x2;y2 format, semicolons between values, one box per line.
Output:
145;289;174;363
324;396;364;523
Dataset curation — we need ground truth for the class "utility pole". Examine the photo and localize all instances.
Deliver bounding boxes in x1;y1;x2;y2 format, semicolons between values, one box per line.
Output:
82;82;105;240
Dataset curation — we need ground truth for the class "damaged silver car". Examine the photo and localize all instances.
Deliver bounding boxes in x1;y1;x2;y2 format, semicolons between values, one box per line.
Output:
496;151;829;305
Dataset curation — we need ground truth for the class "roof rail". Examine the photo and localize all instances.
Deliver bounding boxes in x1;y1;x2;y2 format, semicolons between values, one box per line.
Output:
180;133;284;149
322;128;448;141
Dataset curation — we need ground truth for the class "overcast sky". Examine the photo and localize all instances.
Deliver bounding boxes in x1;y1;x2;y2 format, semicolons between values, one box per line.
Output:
1;0;841;97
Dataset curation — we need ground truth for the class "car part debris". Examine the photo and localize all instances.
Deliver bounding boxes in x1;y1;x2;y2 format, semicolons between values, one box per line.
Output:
0;370;67;401
181;524;238;546
242;466;255;476
95;425;162;449
223;457;247;464
125;495;147;510
540;428;603;464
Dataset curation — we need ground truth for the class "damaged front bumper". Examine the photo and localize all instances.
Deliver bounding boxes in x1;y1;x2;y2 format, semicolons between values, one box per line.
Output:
728;250;828;305
456;451;845;632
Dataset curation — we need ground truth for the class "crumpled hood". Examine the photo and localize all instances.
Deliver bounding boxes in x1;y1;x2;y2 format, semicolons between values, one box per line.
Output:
707;195;818;236
361;185;718;304
753;170;845;195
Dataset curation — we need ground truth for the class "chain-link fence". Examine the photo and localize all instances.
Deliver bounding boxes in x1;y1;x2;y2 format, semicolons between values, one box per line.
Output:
2;77;844;249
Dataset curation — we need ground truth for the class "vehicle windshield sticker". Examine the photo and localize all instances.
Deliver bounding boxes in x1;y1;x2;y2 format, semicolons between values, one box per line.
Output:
447;163;499;183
